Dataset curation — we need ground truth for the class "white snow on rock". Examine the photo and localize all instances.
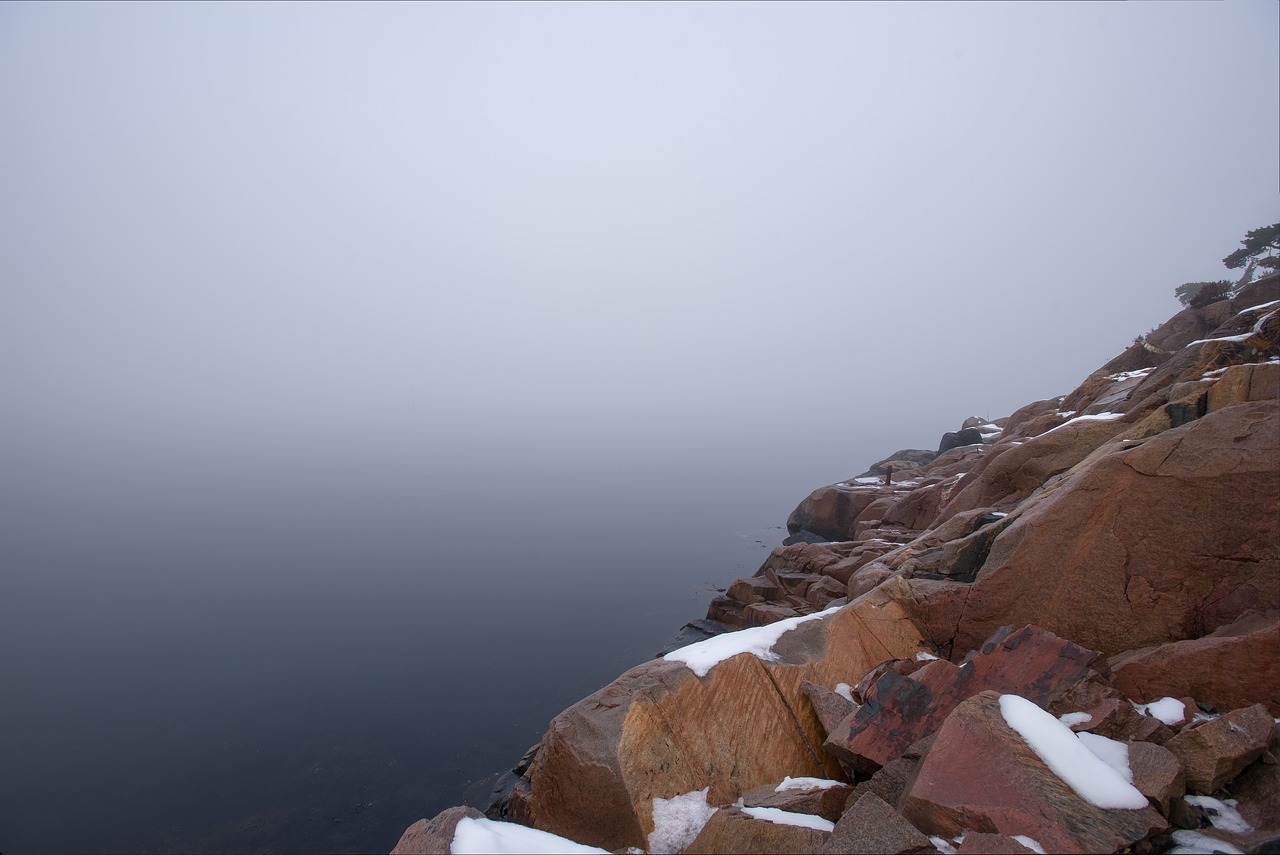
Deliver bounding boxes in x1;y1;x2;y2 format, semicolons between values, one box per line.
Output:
1187;306;1279;347
451;817;609;854
834;682;855;703
1169;829;1245;854
998;694;1148;809
1185;796;1254;834
1012;835;1047;854
647;788;718;855
1076;731;1134;783
916;651;940;661
663;604;842;677
1058;712;1093;727
1042;412;1126;435
929;837;958;855
774;776;845;792
738;805;835;832
1106;368;1157;381
1132;697;1186;726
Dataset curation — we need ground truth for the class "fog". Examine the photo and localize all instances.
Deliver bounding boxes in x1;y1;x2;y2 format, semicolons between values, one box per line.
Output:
4;1;1277;482
1;2;1277;852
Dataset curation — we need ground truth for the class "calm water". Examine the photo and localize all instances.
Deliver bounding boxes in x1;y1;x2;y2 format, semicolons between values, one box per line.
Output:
0;428;862;854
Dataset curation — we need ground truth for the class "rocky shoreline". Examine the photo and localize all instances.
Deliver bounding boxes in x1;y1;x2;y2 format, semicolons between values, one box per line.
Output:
393;275;1280;855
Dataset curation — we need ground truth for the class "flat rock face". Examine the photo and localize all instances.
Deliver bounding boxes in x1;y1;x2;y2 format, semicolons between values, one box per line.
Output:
1164;703;1275;793
520;588;927;851
740;780;851;823
826;624;1109;774
1110;610;1280;716
390;806;483;855
817;792;933;855
683;806;829;855
911;401;1280;658
901;691;1166;855
1126;741;1186;816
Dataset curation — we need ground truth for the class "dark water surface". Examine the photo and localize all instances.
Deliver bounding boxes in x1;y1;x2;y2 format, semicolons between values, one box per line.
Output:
0;429;856;854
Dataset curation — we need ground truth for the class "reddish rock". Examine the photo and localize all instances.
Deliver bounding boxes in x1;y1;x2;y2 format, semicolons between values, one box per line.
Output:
1110;611;1280;716
1073;698;1173;745
1164;703;1275;793
520;589;927;851
727;577;783;605
817;792;933;855
801;680;857;737
910;402;1280;658
954;833;1038;854
827;625;1109;774
787;485;885;541
743;601;803;626
1229;762;1280;845
1127;741;1185;816
901;691;1167;854
391;806;484;855
740;780;852;822
806;575;848;608
684;805;829;855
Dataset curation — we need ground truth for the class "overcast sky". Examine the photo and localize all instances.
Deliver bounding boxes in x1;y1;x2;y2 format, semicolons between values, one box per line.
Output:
2;0;1277;479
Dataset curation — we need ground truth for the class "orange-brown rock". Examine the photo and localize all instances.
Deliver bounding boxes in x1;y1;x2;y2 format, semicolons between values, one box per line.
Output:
900;691;1167;854
1127;741;1185;816
390;806;483;855
954;833;1038;854
684;805;829;854
786;485;884;541
1164;703;1275;793
909;401;1280;659
740;780;851;822
938;415;1132;521
1110;611;1280;716
519;588;928;851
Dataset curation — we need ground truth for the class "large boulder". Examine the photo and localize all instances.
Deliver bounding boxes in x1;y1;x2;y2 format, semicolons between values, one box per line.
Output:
518;589;928;851
1109;610;1280;716
909;401;1280;658
900;691;1166;854
1163;703;1275;793
816;793;933;855
683;805;829;854
824;624;1113;775
787;485;885;541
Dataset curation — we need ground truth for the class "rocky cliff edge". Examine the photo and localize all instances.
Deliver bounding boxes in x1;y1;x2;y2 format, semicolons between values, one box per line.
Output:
394;275;1280;855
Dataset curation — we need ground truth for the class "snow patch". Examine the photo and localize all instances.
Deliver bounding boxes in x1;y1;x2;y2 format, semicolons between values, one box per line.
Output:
1187;306;1279;347
1042;412;1126;435
452;817;609;854
834;682;855;703
1058;712;1093;727
1012;835;1047;854
929;837;957;855
647;789;718;854
999;694;1148;809
1169;829;1245;854
664;605;842;677
738;805;835;832
916;651;940;661
1076;731;1133;783
1185;796;1254;834
1106;368;1157;381
774;776;845;792
1133;697;1186;726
